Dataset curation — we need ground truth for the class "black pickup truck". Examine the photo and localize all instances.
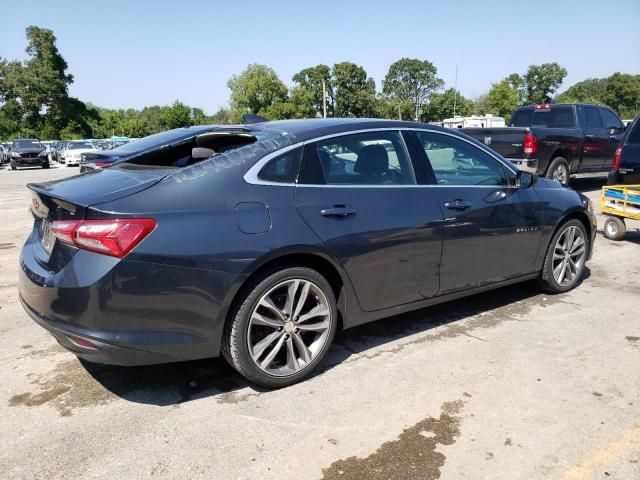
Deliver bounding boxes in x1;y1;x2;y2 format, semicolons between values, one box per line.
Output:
462;104;626;184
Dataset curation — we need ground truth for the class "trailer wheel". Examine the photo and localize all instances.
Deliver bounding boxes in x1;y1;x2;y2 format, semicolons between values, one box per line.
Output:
603;216;626;241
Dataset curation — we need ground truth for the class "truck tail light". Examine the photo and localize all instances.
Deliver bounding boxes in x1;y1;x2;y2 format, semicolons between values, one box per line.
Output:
612;146;622;170
524;133;538;156
50;218;156;258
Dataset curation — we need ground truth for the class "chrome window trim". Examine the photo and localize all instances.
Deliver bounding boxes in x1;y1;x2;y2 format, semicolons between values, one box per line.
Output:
243;127;519;187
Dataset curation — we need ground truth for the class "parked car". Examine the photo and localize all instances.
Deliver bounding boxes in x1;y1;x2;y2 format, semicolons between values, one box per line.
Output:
79;126;224;172
9;138;49;169
62;141;99;166
0;144;7;164
19;119;596;387
608;115;640;185
462;104;627;185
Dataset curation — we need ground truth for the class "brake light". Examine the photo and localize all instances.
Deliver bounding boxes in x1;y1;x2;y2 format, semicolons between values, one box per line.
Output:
524;133;538;156
535;104;551;110
50;218;156;258
94;161;110;168
612;146;622;170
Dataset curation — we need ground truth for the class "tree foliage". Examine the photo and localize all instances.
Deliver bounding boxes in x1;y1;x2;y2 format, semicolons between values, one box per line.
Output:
332;62;376;118
522;63;567;104
291;64;333;117
421;88;473;122
485;79;520;121
382;58;443;121
227;64;288;119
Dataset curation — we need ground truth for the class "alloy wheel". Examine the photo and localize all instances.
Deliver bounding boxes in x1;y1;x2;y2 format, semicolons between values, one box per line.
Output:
552;225;586;287
247;279;332;377
553;164;568;184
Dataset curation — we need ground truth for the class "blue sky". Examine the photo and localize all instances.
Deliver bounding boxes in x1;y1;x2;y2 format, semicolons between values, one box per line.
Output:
1;0;639;114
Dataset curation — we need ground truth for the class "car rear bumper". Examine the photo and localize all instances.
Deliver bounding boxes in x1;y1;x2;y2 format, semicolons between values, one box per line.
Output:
506;157;538;174
18;231;240;366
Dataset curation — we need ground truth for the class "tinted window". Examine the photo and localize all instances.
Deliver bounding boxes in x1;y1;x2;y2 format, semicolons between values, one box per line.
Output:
626;119;640;144
305;131;415;185
68;142;94;149
600;109;623;129
416;132;509;186
584;107;603;128
257;147;302;183
510;109;534;127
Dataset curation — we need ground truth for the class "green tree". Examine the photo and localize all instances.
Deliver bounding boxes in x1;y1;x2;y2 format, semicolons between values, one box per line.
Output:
159;100;192;129
292;64;333;117
332;62;376;117
227;64;288;118
382;58;443;121
555;78;608;104
603;73;640;119
421;88;473;122
486;79;520;121
522;63;567;104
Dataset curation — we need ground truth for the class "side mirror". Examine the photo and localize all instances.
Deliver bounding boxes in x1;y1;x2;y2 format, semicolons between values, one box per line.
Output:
516;170;537;188
608;126;623;135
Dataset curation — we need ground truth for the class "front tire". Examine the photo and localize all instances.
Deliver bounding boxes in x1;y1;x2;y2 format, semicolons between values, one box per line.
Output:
603;216;626;241
545;157;570;185
222;266;337;388
538;219;588;293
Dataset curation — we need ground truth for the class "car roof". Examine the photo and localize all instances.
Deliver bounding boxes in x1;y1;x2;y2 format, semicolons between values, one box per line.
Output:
248;118;453;143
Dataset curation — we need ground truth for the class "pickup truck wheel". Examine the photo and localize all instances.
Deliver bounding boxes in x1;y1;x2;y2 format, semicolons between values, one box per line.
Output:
603;216;626;241
545;157;570;185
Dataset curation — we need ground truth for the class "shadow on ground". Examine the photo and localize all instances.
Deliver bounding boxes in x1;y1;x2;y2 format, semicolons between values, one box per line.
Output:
82;275;584;407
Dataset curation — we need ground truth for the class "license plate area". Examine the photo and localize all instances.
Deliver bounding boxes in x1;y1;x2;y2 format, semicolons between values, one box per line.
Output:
40;220;55;255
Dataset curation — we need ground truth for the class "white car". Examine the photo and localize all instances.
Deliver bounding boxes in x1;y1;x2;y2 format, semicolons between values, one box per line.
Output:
63;141;98;166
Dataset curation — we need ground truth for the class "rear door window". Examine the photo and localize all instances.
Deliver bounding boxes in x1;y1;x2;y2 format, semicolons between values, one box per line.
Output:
584;107;603;128
257;147;302;183
626;120;640;144
301;131;416;185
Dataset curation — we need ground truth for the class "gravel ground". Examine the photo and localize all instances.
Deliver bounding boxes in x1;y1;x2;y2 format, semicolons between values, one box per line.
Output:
0;164;638;480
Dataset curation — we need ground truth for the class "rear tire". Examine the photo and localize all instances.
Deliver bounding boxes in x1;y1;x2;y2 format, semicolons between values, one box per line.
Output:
538;219;588;293
42;162;49;169
222;266;337;388
603;216;626;241
545;157;570;185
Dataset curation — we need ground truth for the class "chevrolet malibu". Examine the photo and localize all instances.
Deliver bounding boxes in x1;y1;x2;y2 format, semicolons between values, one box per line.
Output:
19;119;597;387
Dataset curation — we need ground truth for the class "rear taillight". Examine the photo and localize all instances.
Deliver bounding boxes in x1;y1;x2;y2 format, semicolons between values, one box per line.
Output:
94;161;110;168
612;146;622;170
524;133;538;156
50;218;156;258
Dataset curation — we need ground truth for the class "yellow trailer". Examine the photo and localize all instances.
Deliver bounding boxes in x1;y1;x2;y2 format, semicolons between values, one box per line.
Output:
601;185;640;240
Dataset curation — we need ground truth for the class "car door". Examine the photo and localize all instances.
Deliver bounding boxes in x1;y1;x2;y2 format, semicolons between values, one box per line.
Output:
581;105;609;170
599;107;626;169
295;130;443;312
412;130;545;295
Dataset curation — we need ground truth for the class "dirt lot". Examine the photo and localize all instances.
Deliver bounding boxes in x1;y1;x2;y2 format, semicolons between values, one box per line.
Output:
0;164;638;480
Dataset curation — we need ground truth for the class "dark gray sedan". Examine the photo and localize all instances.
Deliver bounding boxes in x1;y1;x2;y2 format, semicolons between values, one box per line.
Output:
19;119;597;387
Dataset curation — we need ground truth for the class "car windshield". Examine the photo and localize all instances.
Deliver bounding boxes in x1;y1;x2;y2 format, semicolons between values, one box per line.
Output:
13;140;43;149
68;142;94;150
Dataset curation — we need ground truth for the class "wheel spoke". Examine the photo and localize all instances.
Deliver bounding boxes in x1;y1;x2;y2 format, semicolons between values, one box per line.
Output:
297;320;330;332
292;333;312;363
283;280;300;317
292;282;310;320
260;334;286;369
251;311;284;329
565;227;575;250
569;236;584;254
285;336;299;370
252;330;282;360
297;304;329;324
259;297;286;321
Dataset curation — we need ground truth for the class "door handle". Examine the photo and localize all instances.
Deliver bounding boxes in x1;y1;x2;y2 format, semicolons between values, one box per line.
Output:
444;200;472;210
585;134;595;138
320;206;356;217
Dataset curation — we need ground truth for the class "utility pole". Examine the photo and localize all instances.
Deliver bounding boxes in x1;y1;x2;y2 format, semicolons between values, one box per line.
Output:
453;63;458;117
322;81;327;118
